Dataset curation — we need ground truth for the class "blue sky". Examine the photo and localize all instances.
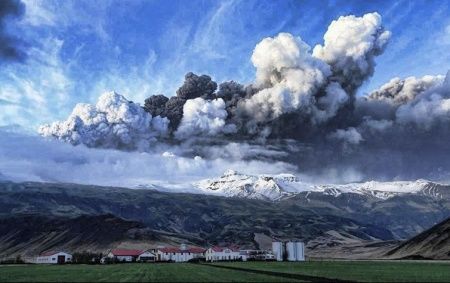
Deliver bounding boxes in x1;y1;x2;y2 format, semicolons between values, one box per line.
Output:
1;0;449;129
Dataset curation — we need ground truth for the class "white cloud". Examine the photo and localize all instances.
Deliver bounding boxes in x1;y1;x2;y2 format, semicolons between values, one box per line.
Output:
328;127;364;145
175;98;235;138
242;32;330;122
39;91;169;150
21;0;57;26
313;12;391;90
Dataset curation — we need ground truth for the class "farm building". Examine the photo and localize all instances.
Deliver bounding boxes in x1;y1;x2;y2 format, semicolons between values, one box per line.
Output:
156;245;206;262
106;249;156;262
239;249;275;261
205;246;241;262
35;251;72;264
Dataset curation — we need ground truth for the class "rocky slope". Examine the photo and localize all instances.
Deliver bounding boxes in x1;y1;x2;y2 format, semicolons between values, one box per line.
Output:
0;214;151;258
385;217;450;259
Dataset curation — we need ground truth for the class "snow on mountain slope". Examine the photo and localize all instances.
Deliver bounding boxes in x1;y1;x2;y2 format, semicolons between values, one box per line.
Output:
193;170;448;201
195;169;310;201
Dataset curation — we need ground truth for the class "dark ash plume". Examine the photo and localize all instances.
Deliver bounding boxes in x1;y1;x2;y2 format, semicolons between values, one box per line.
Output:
144;94;169;117
176;72;217;100
0;0;26;62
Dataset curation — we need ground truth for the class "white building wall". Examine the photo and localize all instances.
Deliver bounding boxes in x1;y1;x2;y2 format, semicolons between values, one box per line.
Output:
35;252;72;264
116;255;133;262
157;251;195;262
205;248;241;262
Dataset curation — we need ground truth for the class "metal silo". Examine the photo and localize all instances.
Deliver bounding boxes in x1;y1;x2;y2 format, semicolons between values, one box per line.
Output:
295;242;305;261
271;241;283;261
286;242;296;261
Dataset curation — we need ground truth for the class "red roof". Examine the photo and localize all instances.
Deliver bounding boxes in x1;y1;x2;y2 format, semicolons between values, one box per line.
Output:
111;249;144;256
159;247;182;253
210;246;240;252
158;246;206;254
229;245;240;252
187;247;206;253
211;246;224;252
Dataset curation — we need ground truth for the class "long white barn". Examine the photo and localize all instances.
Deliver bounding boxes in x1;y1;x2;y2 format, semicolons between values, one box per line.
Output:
35;251;72;264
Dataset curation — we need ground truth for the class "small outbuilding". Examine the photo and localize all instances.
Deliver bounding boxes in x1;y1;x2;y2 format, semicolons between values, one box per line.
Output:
137;250;156;262
35;251;72;264
107;249;156;262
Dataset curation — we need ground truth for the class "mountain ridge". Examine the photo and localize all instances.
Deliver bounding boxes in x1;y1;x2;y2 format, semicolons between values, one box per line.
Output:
192;170;449;201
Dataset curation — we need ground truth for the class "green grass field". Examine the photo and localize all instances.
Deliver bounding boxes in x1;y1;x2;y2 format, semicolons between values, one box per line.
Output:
0;263;294;282
214;261;450;282
0;261;449;282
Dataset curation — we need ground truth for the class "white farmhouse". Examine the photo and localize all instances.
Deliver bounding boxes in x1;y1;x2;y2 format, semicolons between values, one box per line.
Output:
156;246;206;262
35;251;72;264
205;246;241;262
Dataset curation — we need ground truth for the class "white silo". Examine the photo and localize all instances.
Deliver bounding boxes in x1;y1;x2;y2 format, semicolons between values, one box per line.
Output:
272;241;283;261
295;242;305;261
286;242;296;261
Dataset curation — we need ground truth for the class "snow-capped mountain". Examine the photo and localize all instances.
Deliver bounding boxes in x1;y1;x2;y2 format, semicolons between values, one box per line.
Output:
194;170;448;201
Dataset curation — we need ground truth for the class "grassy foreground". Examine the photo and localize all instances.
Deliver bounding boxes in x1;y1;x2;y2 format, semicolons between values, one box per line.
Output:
214;261;450;282
0;261;449;282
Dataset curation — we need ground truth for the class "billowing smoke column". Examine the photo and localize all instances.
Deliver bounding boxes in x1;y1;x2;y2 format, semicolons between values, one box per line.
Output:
39;92;169;150
312;13;391;93
175;98;236;139
241;32;331;125
0;0;26;62
43;12;393;145
368;75;444;104
39;12;450;181
144;72;218;131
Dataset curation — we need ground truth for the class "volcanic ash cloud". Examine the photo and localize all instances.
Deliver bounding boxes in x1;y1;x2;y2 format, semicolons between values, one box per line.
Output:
39;92;169;150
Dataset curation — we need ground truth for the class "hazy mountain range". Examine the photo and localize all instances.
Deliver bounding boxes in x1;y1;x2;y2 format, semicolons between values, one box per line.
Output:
0;174;448;259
